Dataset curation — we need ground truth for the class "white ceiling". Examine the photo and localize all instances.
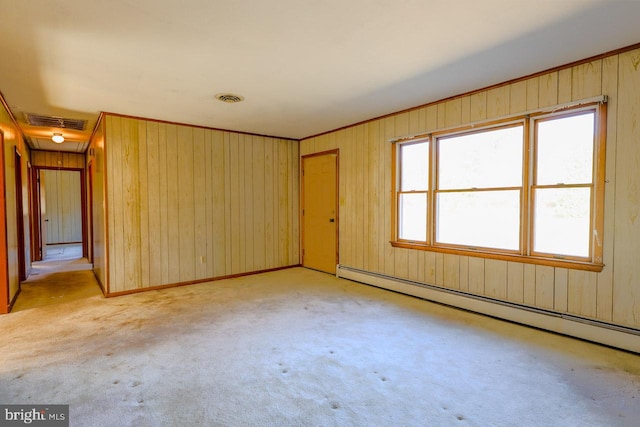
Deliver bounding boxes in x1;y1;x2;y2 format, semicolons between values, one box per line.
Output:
1;0;640;150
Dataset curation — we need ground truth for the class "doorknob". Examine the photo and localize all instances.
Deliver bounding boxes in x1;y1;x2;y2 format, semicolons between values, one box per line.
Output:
329;218;335;223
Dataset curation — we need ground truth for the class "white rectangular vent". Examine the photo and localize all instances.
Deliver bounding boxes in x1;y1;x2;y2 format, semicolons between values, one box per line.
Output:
24;113;86;131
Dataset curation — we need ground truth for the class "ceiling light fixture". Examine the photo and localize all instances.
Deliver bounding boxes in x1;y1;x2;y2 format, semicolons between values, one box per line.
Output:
215;93;244;103
52;133;64;143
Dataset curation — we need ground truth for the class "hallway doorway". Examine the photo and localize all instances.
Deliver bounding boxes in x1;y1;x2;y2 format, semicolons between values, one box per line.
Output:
12;243;101;312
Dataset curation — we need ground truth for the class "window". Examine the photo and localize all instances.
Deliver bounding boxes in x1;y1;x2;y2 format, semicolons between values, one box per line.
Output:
436;124;523;251
392;101;605;271
397;141;428;242
532;111;595;258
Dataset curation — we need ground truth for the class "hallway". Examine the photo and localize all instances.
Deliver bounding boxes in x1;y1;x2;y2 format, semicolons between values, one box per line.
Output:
12;244;103;312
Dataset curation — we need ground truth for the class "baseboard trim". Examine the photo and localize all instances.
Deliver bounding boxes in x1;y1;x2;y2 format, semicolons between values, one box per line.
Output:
8;285;21;313
336;265;640;354
106;264;302;297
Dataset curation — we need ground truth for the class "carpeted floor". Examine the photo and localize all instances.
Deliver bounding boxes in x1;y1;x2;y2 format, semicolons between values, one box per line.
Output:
1;267;639;426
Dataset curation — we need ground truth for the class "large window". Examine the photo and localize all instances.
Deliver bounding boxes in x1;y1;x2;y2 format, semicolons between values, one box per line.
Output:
392;102;605;271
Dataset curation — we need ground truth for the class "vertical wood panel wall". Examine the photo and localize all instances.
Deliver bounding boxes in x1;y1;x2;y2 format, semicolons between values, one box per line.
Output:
0;97;30;304
42;170;82;244
103;115;299;294
301;48;640;330
88;119;107;289
31;151;85;169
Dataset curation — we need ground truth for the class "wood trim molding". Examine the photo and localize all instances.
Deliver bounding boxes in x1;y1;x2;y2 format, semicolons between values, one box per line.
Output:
105;264;302;298
102;112;299;142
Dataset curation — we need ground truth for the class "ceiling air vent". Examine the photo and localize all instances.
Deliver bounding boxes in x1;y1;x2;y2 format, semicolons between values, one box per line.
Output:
24;113;87;130
215;93;244;103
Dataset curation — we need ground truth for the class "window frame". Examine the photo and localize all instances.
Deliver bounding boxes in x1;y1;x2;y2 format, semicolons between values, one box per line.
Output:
391;101;606;272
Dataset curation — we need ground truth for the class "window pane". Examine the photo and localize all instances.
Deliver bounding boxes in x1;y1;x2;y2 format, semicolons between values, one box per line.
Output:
436;190;520;250
536;112;594;185
438;125;523;189
533;187;591;257
400;141;428;191
399;193;427;241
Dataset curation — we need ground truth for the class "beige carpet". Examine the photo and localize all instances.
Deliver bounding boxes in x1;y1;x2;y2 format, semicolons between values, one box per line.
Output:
1;267;638;426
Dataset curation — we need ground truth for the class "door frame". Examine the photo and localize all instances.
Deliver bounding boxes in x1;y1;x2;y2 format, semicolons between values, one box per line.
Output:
0;130;9;314
30;166;88;261
14;148;26;281
301;149;340;272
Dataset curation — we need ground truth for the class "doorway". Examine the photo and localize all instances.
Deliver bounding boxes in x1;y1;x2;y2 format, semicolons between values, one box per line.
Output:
301;150;339;274
31;167;87;263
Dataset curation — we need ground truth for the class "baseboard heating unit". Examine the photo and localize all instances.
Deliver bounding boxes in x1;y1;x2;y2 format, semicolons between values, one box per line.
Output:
336;265;639;354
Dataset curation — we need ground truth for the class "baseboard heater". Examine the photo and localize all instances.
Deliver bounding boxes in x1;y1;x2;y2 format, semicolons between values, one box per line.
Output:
336;265;640;354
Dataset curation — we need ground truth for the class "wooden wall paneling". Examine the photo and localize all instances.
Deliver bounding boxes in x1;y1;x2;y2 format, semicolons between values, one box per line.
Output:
43;171;59;243
444;98;462;128
146;121;162;286
424;251;436;284
460;96;471;124
177;125;196;281
157;123;170;284
229;133;240;273
336;130;347;267
341;127;353;267
376;121;387;273
383;117;395;276
557;68;572;104
426;104;438;132
443;253;460;289
107;116;124;292
137;121;150;287
525;76;540;110
355;124;365;270
596;54;618;322
211;130;225;276
535;265;554;309
243;134;254;271
458;255;469;291
506;261;524;303
66;171;82;241
252;137;266;271
248;136;266;271
394;114;409;277
509;80;527;114
367;121;380;273
568;270;597;318
437;103;446;129
435;252;444;287
613;49;640;328
484;259;507;299
165;124;181;283
223;133;233;274
538;72;558;108
263;137;275;270
193;128;208;279
290;140;300;265
467;256;485;294
486;85;510;118
615;53;640;316
571;60;602;100
523;261;536;306
469;92;487;122
554;267;568;312
278;139;290;266
362;125;370;271
121;118;142;290
203;130;214;277
299;138;311;157
237;134;247;271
